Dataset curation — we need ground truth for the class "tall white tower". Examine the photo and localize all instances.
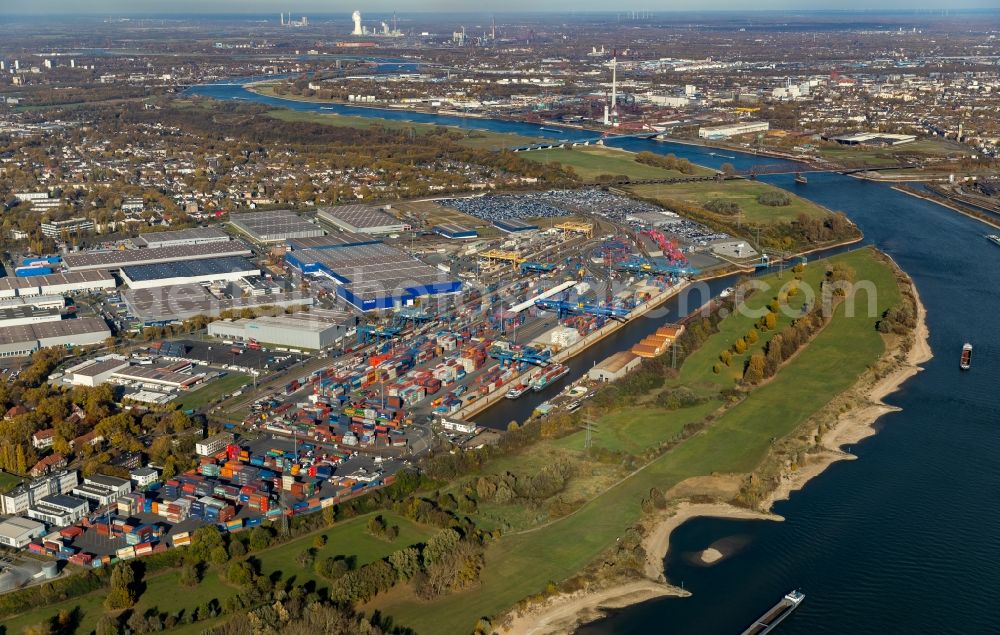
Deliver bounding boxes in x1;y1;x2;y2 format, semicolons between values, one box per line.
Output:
611;56;618;110
352;10;363;36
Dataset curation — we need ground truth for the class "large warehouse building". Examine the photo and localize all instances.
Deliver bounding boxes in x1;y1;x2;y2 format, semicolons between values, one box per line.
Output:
63;242;251;273
230;210;324;244
317;205;408;235
0;271;115;298
208;308;354;350
134;227;231;248
0;306;62;328
122;284;313;325
698;121;770;139
120;256;261;289
0;318;111;358
285;242;460;311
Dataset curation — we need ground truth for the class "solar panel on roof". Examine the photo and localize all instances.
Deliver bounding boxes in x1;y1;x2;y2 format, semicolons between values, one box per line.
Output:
121;256;258;282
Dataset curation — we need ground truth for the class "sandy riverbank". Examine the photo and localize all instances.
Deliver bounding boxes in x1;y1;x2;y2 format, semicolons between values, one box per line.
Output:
497;277;931;635
501;580;689;635
764;283;931;509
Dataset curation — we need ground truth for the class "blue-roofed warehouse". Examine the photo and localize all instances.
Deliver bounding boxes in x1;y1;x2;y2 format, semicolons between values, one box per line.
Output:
493;218;539;234
285;242;461;312
432;223;478;240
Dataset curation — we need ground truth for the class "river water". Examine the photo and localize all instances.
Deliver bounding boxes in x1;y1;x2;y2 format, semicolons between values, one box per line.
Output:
191;80;1000;633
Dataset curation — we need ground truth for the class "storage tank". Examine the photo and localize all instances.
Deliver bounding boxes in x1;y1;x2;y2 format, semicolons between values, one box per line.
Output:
41;561;58;579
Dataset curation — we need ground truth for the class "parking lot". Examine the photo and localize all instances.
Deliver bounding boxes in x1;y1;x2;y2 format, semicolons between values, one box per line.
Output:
163;339;307;374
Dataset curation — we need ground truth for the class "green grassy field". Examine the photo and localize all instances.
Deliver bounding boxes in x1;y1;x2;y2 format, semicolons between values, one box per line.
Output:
631;180;829;224
172;373;250;412
254;512;436;588
374;248;901;634
550;400;722;454
265;108;543;150
522;146;712;182
2;567;238;635
815;138;969;167
0;470;23;493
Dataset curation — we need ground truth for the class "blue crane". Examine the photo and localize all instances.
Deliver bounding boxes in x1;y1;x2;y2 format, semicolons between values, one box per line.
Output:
356;324;402;346
534;299;631;322
615;257;700;278
520;261;557;275
488;346;552;367
394;308;433;328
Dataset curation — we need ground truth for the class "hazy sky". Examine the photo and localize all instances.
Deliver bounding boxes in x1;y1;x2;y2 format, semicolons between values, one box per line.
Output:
0;1;995;15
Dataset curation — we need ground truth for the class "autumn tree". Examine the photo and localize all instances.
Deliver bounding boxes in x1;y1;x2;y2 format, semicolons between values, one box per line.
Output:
744;353;767;385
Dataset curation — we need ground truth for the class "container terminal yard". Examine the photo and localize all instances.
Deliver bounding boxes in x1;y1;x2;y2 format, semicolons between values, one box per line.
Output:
0;187;767;572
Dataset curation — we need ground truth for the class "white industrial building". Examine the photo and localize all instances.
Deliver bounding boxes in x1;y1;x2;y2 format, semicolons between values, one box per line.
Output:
196;432;234;457
130;467;159;490
207;308;353;350
0;271;116;299
229;210;324;243
71;474;131;508
62;242;252;272
0;295;65;311
588;351;642;382
698;121;770;139
0;471;78;516
111;364;206;392
0;306;62;328
0;318;111;358
317;205;408;235
63;356;131;387
119;256;261;290
827;132;917;146
134;227;231;248
0;517;47;548
27;494;89;526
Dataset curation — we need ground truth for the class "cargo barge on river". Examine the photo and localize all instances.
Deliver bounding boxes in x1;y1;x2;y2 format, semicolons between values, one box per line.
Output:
741;590;805;635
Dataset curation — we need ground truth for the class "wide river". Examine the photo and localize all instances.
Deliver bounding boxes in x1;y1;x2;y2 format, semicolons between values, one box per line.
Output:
192;80;1000;634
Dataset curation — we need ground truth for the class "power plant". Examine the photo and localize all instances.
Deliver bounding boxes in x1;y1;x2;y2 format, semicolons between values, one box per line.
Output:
351;10;402;37
279;12;308;27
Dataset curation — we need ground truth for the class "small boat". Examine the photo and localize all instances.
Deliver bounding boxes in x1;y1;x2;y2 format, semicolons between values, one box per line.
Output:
986;234;1000;248
719;287;734;299
960;343;972;370
794;173;808;184
505;384;529;399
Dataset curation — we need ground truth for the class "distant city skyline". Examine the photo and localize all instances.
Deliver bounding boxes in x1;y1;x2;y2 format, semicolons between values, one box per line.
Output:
1;1;997;16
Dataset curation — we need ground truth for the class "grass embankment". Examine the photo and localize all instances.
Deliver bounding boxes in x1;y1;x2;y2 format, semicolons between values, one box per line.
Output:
814;138;969;168
521;146;713;182
172;373;249;412
264;108;543;150
3;512;434;634
631;180;828;225
373;248;900;634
